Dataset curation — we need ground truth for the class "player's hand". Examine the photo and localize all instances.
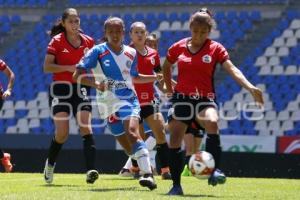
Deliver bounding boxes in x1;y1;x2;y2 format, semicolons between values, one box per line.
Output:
249;87;264;108
2;89;12;99
95;81;107;92
156;73;163;82
67;65;76;72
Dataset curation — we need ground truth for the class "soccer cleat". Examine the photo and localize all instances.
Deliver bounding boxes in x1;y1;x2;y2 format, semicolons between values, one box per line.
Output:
208;169;226;186
167;184;184;195
161;167;172;180
44;159;55;184
181;165;191;177
1;153;13;173
139;173;157;190
118;168;132;177
86;169;99;184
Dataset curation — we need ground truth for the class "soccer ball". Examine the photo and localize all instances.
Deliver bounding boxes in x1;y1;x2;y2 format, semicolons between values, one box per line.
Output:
188;151;215;179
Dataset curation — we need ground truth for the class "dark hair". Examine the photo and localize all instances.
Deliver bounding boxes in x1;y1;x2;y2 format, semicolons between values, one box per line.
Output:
49;8;79;38
146;33;158;41
129;21;146;32
189;8;215;31
104;17;125;32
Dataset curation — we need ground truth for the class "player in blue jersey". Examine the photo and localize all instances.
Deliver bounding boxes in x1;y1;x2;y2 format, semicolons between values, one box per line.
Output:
73;17;159;190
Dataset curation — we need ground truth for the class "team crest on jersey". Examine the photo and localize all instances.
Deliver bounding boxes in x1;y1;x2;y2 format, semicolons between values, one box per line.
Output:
202;54;212;63
126;60;132;68
150;57;155;65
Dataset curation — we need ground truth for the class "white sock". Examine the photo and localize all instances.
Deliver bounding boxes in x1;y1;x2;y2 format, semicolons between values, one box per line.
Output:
144;136;156;151
134;148;152;174
123;157;132;169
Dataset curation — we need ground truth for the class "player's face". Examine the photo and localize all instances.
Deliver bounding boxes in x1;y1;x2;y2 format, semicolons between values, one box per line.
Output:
62;15;80;35
130;25;147;46
145;38;158;50
105;22;124;47
190;23;210;45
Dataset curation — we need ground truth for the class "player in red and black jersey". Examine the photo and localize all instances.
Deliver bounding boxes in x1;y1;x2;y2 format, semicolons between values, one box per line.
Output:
128;22;171;179
0;59;14;173
42;8;98;184
163;9;264;195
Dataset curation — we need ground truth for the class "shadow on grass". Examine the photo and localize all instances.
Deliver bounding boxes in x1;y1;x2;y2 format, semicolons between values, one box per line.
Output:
89;187;140;192
159;193;220;198
41;184;80;188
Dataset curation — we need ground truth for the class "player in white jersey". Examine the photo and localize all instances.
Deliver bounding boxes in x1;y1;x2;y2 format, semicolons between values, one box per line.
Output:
73;17;160;190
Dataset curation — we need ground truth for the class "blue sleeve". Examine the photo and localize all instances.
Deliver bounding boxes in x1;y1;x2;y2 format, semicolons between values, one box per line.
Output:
77;47;98;70
130;55;139;77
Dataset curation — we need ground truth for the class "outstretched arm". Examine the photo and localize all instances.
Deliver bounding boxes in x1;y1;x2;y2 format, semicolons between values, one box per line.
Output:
2;66;15;99
73;68;106;91
222;60;264;106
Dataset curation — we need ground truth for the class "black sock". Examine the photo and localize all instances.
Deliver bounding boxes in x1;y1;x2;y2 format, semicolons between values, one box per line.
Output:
206;134;221;169
131;158;138;168
82;134;96;171
169;148;184;186
185;155;191;167
156;143;169;169
47;137;63;166
0;149;4;159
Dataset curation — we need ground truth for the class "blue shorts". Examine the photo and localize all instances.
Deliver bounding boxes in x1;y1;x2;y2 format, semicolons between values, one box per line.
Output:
107;98;141;136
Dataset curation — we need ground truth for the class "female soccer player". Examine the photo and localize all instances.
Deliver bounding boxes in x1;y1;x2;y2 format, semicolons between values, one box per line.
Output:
129;22;170;179
163;8;264;195
43;8;98;184
0;59;14;173
73;17;158;190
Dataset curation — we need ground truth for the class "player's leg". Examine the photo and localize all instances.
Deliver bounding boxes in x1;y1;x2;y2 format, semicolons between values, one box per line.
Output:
144;109;171;179
182;132;194;176
44;83;71;184
123;117;157;190
76;84;98;184
196;106;226;186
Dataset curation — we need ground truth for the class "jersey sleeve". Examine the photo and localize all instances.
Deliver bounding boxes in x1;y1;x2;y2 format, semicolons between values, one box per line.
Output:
153;52;162;73
166;42;181;64
47;38;59;56
130;54;139;77
0;60;7;71
216;43;229;64
77;47;98;70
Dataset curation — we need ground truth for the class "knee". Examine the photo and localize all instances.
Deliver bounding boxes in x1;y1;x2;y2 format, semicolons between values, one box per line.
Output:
55;132;68;143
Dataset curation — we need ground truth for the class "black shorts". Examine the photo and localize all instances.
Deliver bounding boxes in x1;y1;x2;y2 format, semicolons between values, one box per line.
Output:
49;82;92;117
170;92;217;126
0;99;3;111
139;104;159;124
186;122;205;138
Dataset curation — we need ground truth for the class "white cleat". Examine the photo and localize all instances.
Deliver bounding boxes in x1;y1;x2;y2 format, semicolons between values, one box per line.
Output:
44;159;55;184
139;173;157;190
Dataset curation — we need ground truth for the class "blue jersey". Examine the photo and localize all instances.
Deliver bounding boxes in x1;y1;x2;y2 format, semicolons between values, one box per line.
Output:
77;42;139;100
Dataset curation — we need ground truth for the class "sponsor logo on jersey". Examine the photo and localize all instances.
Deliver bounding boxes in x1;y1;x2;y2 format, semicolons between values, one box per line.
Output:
202;54;212;63
62;48;69;53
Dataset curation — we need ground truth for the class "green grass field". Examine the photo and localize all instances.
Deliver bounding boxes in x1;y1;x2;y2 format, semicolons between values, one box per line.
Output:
0;173;299;200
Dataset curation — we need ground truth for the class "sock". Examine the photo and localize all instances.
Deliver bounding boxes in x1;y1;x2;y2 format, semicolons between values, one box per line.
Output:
169;148;184;186
144;136;156;150
185;155;191;167
123;157;132;169
82;134;96;171
47;137;63;166
206;134;221;169
156;142;169;169
0;149;4;159
132;140;152;174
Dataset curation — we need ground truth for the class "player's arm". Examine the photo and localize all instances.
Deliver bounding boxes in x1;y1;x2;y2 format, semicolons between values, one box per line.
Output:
43;54;75;73
2;65;15;99
132;73;160;84
222;60;264;106
73;68;106;91
162;59;174;95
